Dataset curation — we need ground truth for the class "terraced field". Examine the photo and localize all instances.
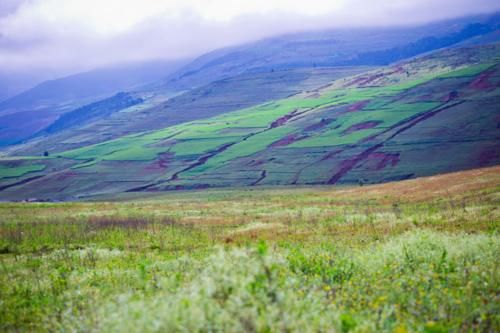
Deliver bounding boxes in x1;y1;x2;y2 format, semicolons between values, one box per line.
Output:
0;44;499;200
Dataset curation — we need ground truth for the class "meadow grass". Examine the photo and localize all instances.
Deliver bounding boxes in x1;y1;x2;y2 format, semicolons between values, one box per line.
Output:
0;167;498;332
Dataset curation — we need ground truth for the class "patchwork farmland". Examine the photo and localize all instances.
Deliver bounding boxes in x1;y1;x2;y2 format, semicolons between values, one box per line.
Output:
0;44;498;200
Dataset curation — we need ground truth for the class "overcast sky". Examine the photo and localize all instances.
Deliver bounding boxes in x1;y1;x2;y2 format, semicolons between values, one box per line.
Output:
1;0;500;76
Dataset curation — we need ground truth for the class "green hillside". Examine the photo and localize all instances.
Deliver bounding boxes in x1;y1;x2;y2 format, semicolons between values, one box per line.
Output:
0;44;499;200
2;13;498;155
9;67;368;156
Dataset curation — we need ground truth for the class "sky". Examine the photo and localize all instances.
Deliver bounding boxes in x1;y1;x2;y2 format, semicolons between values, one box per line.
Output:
1;0;499;79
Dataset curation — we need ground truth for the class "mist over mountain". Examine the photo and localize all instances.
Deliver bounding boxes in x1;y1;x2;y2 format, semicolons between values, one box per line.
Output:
0;59;187;146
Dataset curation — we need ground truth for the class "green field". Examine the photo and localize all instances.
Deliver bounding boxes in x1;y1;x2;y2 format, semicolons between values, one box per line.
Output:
0;167;498;332
0;163;46;179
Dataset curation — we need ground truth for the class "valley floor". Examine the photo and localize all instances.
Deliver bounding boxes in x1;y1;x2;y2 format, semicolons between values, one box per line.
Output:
0;166;499;332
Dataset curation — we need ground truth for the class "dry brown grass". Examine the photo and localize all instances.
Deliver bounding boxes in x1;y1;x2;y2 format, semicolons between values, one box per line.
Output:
330;166;500;202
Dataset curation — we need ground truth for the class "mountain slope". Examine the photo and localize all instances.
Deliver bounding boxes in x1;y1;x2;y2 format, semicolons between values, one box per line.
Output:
40;93;145;136
8;67;369;155
0;59;188;146
1;13;498;152
162;14;500;91
0;43;498;200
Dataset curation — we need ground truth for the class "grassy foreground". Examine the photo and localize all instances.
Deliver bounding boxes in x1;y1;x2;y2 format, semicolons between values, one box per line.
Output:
0;167;499;332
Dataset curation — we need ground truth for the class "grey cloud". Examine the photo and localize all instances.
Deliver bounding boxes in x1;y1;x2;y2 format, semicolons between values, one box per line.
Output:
0;0;499;80
0;0;24;18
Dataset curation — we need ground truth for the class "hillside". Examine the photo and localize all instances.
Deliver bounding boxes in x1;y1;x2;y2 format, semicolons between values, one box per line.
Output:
0;43;498;200
163;14;500;90
8;67;368;156
1;13;498;152
0;60;188;146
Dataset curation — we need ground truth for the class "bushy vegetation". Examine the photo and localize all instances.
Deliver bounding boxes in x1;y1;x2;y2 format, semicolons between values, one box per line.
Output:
0;170;498;332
